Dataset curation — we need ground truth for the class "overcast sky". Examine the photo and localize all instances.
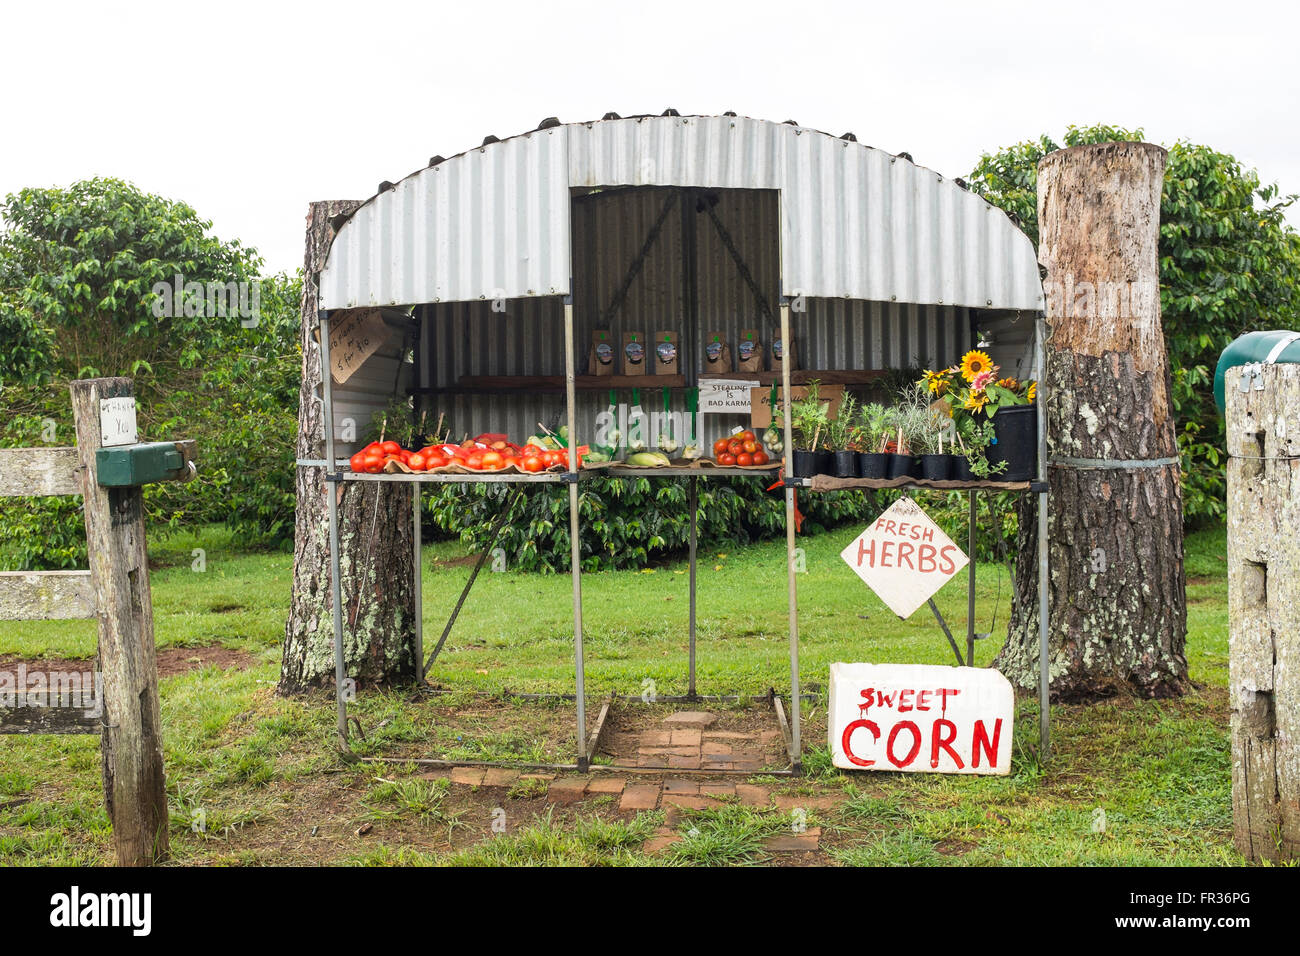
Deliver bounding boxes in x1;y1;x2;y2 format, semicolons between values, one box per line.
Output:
3;0;1296;274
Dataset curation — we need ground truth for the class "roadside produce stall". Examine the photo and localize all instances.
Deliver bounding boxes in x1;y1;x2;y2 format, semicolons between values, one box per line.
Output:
306;113;1050;771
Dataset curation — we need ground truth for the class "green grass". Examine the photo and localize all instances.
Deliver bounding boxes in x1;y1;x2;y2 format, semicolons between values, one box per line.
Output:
0;521;1239;866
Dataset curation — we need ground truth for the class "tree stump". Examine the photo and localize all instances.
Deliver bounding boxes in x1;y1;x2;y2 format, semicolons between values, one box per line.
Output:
1000;142;1189;699
279;201;418;694
1226;361;1299;862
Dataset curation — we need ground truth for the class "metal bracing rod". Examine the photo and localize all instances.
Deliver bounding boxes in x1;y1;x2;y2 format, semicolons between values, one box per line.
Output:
699;197;775;324
1035;313;1051;759
320;312;349;750
600;191;678;325
688;475;698;699
967;490;977;667
564;300;588;770
780;301;801;767
423;494;519;672
928;598;967;667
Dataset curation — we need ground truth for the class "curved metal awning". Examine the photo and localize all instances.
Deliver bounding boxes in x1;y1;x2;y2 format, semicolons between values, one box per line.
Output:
318;114;1043;312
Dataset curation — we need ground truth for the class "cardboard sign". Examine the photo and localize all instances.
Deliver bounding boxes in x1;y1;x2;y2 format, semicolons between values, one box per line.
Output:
99;397;138;447
328;309;389;385
750;385;844;429
829;662;1014;774
840;496;967;619
701;378;760;414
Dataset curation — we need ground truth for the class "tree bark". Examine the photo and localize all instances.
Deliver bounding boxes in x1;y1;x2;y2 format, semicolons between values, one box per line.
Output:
1227;363;1300;862
999;142;1189;700
278;202;418;694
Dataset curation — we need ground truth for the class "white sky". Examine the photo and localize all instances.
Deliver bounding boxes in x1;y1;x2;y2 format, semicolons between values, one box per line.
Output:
3;0;1297;274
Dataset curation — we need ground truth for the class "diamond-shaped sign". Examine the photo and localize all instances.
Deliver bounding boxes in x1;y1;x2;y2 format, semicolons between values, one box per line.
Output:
840;496;968;619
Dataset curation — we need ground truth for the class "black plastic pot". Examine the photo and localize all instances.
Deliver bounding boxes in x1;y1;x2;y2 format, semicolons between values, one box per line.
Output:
887;453;913;479
952;457;974;482
792;449;819;478
988;405;1038;481
919;454;953;481
833;450;858;478
858;452;890;479
815;450;834;475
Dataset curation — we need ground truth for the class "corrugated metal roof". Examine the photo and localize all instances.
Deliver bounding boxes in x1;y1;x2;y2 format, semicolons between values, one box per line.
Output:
319;114;1042;312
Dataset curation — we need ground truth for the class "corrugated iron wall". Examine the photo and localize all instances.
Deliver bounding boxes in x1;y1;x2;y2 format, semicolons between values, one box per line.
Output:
409;186;970;450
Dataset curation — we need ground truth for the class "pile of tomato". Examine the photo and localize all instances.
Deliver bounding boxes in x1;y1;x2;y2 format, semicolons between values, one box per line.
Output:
348;439;584;473
711;430;771;467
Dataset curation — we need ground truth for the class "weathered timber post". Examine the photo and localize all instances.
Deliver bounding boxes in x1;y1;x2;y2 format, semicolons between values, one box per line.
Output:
1000;142;1189;698
1226;361;1300;862
69;377;169;866
279;201;418;694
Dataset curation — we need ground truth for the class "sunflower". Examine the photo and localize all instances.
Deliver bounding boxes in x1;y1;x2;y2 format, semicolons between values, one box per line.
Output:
921;369;949;395
960;349;993;382
996;377;1018;390
1026;381;1037;403
964;391;989;413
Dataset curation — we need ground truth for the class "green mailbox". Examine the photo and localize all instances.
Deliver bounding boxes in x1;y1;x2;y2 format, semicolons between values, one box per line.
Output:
1215;330;1300;413
95;441;196;487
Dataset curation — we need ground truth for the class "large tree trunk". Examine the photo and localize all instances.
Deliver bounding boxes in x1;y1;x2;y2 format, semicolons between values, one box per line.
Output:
278;201;418;694
999;142;1189;700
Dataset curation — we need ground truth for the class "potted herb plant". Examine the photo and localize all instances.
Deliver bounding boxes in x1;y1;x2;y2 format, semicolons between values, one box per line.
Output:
789;380;830;478
827;393;859;477
855;402;893;479
889;384;933;480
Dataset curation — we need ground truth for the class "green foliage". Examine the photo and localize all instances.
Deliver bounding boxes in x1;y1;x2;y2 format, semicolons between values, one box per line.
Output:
969;125;1300;523
0;179;303;568
425;475;880;572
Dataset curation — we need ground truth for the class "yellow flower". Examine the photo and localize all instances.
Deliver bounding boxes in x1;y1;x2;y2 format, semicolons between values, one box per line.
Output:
996;377;1018;390
1026;381;1037;403
960;350;993;382
921;369;948;394
964;391;989;413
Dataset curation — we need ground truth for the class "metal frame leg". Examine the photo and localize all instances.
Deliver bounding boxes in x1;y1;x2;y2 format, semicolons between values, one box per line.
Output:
967;489;977;667
413;481;424;680
320;312;349;751
688;475;698;699
780;301;801;770
564;301;587;770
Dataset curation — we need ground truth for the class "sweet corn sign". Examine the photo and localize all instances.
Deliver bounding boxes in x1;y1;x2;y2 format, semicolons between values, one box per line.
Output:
840;496;968;619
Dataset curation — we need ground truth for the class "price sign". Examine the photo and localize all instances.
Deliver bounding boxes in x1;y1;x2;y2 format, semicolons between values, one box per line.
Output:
327;309;390;385
99;397;138;447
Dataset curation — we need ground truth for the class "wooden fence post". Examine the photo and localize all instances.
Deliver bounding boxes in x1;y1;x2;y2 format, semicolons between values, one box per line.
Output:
68;377;169;866
1227;361;1300;862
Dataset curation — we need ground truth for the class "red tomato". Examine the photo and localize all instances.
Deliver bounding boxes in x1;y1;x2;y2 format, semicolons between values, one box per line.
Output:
739;430;756;443
718;452;737;466
742;439;758;454
380;441;402;455
522;455;543;472
728;440;744;457
407;452;427;471
425;454;449;470
753;450;770;466
362;453;384;474
465;453;485;470
349;452;367;472
481;451;504;470
713;438;730;456
736;452;753;466
522;444;545;457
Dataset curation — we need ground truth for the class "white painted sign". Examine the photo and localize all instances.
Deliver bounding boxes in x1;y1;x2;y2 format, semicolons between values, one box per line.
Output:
829;662;1014;774
327;308;389;385
700;378;759;413
99;397;138;447
840;496;968;619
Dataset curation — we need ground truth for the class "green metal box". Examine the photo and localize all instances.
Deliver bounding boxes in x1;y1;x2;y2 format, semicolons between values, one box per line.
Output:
1215;330;1300;413
95;442;188;487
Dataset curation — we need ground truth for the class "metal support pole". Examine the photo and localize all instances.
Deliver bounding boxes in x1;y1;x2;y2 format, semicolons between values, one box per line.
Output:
1035;312;1051;759
413;481;424;680
320;312;349;750
779;301;801;769
688;475;698;699
967;489;977;666
564;300;588;770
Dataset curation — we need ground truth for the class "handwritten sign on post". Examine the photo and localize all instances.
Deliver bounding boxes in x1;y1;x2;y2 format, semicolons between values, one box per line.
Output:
840;496;967;619
829;662;1014;775
327;308;390;385
700;378;759;414
99;397;138;448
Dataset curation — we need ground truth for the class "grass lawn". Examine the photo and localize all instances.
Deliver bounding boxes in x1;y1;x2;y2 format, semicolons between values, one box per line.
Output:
0;517;1243;866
